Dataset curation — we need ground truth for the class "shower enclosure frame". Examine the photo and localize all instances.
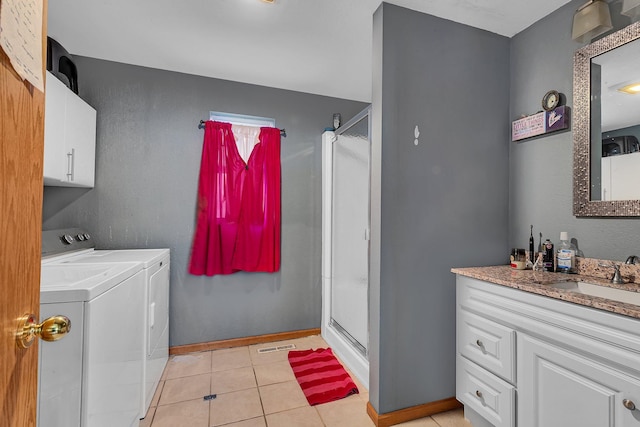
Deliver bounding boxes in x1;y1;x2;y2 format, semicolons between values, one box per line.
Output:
321;106;371;390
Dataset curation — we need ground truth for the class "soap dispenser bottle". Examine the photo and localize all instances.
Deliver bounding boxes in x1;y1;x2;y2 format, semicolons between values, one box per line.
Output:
556;232;577;274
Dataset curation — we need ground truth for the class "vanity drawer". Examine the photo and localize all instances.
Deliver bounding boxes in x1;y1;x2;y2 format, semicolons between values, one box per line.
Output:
457;356;515;427
458;308;516;383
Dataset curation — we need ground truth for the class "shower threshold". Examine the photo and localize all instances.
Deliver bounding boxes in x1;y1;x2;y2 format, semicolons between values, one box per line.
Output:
329;318;367;357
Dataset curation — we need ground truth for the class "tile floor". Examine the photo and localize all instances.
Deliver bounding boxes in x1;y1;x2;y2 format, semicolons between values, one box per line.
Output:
139;335;471;427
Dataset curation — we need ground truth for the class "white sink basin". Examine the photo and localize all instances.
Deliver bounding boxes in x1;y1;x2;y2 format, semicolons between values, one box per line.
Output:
547;281;640;306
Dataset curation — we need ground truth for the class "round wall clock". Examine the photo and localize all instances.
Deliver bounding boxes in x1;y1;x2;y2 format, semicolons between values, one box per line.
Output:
542;90;560;111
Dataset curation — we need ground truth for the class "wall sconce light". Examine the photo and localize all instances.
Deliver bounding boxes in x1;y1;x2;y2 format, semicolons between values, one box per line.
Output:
572;0;613;42
621;0;640;21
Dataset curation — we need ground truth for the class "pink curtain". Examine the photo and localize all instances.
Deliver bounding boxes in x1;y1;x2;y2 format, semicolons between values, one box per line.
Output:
189;121;281;276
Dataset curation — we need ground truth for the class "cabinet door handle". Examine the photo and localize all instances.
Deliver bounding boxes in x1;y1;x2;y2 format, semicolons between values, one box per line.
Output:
623;399;636;411
476;339;483;347
475;390;483;399
66;148;75;181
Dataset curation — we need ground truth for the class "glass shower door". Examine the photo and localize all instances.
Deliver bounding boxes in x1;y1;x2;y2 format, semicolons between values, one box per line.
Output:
330;112;370;355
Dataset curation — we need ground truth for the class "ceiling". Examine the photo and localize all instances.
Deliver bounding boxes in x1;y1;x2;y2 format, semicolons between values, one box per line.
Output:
48;0;573;102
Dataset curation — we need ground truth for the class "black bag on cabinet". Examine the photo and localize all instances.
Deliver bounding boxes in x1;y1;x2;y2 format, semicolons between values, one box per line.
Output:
46;37;78;94
602;135;640;157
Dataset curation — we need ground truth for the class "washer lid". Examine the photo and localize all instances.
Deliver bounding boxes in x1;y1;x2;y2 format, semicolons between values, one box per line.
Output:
40;262;143;303
60;249;170;268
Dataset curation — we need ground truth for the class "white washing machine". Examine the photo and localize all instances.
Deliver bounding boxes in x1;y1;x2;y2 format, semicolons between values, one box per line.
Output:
39;228;170;424
57;247;170;419
39;257;145;427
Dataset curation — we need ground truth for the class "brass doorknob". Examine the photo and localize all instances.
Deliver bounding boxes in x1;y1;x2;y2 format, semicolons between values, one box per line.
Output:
16;313;71;349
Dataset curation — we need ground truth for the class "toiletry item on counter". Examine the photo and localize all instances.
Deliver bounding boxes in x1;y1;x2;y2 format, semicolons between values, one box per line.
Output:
556;232;577;274
529;225;535;263
543;239;554;272
538;232;543;253
533;251;545;271
510;248;527;270
525;252;534;270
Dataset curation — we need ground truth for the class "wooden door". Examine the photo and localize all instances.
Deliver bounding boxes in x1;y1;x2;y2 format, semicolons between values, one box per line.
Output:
0;2;47;426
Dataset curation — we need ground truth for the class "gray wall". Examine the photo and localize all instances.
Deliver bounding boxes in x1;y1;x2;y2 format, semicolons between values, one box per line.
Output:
42;57;367;346
370;3;510;414
509;0;640;260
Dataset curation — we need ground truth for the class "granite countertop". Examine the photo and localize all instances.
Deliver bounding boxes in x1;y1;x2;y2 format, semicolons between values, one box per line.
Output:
452;258;640;319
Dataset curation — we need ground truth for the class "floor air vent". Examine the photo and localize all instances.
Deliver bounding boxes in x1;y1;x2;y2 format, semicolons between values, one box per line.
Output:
277;344;296;351
257;343;296;354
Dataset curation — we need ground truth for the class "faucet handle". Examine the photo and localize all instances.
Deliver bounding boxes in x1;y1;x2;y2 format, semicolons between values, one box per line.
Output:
612;265;624;284
625;255;640;265
599;262;624;284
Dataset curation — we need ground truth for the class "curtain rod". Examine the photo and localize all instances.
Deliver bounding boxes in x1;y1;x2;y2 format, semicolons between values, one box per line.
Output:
198;120;286;137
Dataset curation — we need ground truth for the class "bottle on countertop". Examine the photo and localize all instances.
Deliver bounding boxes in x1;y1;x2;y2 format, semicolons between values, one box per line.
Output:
556;232;577;274
543;239;555;272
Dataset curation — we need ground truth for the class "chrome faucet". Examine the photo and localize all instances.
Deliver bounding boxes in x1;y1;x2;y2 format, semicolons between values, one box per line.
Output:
599;262;624;284
625;255;640;265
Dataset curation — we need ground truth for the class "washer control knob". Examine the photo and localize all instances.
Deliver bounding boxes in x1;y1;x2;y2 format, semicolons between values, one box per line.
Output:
76;234;85;241
61;234;74;245
83;233;91;240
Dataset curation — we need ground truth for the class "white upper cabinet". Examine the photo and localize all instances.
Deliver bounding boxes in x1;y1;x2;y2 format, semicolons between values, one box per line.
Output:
44;71;96;188
601;152;640;201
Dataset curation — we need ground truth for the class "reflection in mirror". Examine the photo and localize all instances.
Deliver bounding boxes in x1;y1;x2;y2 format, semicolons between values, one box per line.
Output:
573;21;640;216
591;39;640;201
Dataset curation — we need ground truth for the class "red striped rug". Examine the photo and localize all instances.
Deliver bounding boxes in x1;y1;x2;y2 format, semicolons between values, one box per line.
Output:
288;348;359;406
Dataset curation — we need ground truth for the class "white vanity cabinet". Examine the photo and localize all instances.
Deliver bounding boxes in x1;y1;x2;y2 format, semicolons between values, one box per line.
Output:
44;71;96;187
456;275;640;427
518;333;640;427
457;308;516;427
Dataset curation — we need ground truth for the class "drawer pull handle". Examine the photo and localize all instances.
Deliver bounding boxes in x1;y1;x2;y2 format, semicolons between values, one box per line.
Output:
476;339;483;347
475;390;483;399
623;399;636;411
